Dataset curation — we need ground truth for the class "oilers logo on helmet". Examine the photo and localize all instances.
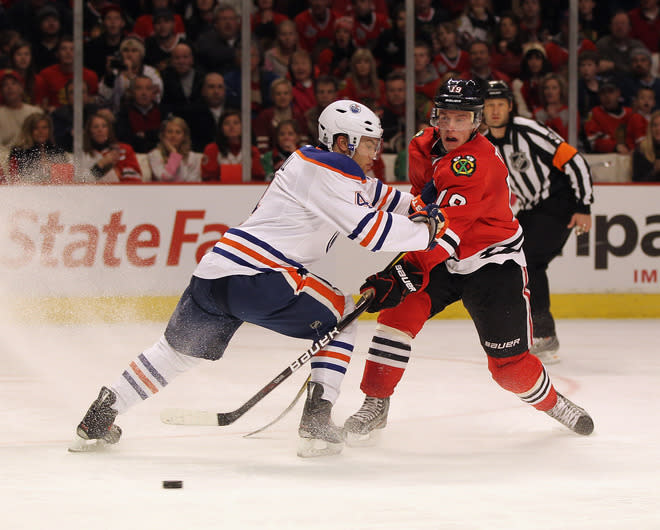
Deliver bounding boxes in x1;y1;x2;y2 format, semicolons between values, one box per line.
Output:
350;103;361;113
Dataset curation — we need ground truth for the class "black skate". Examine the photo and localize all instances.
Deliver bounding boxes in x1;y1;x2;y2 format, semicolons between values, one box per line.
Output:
297;381;344;457
545;392;594;435
69;386;122;452
343;395;390;446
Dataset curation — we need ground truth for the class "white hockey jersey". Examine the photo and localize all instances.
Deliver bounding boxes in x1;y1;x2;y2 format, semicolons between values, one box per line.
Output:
194;146;431;280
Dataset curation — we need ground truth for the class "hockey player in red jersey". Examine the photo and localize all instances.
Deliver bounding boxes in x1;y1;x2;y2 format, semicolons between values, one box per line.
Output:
343;79;594;443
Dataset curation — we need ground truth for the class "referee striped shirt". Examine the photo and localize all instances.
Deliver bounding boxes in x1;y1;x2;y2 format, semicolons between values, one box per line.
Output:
485;117;594;212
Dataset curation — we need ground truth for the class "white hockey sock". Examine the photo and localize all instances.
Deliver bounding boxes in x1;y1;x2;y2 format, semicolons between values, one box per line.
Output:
110;335;200;414
310;297;358;404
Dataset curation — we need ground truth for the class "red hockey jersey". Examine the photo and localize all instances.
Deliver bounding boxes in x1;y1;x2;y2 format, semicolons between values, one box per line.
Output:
407;133;525;275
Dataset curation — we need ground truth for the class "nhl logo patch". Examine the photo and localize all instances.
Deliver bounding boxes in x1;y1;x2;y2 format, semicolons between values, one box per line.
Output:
451;155;476;176
511;151;530;172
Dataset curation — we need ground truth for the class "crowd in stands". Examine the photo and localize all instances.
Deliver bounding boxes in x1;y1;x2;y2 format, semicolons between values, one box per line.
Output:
0;0;659;183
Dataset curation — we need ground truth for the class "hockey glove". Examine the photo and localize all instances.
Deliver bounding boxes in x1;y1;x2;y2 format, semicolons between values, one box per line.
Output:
409;203;446;249
360;261;424;313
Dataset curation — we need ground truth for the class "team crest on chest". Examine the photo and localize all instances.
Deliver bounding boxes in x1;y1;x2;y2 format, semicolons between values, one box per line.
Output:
510;151;530;172
451;155;476;176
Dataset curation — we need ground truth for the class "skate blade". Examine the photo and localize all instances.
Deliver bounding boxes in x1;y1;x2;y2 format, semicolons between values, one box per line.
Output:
344;428;382;447
297;437;343;458
67;435;110;453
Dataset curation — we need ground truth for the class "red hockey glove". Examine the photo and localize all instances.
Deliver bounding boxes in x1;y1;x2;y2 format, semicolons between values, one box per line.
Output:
360;261;424;313
409;203;446;249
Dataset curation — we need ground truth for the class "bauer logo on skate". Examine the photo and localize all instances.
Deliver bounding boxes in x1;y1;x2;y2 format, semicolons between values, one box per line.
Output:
0;184;657;297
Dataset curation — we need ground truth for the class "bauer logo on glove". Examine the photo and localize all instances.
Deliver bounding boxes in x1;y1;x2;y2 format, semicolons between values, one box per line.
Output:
360;261;424;313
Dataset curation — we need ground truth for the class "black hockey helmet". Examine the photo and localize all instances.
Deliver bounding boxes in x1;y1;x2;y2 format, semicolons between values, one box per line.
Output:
485;80;513;101
431;78;484;128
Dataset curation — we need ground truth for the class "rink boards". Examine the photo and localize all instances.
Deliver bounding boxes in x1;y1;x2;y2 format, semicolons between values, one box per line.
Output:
0;183;658;321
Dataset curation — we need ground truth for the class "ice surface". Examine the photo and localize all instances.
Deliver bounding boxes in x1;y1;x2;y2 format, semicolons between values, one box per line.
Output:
1;318;659;529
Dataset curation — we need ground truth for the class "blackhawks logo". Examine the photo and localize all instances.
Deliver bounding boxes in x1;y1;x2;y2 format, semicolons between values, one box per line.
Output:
451;155;476;176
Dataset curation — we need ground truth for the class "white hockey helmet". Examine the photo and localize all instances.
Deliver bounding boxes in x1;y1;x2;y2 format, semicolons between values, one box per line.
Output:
317;100;383;157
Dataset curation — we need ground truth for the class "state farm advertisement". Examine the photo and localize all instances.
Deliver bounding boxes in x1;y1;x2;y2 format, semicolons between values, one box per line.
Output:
0;184;658;297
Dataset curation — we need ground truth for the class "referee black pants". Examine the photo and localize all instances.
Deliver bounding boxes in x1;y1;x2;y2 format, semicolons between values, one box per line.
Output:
517;195;574;338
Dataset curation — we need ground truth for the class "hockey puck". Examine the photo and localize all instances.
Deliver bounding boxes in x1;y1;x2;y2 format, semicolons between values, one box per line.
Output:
162;480;183;489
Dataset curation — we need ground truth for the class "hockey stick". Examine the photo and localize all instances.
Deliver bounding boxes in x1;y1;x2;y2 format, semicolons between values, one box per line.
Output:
160;252;406;427
243;374;311;437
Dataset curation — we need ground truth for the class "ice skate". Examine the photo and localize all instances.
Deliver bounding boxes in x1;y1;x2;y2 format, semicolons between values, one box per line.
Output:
297;381;344;458
343;395;390;446
545;392;594;435
69;386;122;452
531;335;560;365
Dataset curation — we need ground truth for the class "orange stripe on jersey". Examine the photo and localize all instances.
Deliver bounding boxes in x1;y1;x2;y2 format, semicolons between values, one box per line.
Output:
303;275;345;315
296;149;365;182
552;142;577;170
360;210;384;247
315;350;351;363
130;361;159;394
222;237;298;274
376;186;393;210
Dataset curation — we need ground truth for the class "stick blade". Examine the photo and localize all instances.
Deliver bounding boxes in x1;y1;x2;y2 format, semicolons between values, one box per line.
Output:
160;408;220;426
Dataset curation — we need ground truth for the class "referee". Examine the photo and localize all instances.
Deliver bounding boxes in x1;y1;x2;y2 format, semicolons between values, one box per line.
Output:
483;80;594;364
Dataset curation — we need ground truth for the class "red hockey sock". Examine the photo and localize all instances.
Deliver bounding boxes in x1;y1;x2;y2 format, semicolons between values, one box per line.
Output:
360;360;406;398
488;352;557;411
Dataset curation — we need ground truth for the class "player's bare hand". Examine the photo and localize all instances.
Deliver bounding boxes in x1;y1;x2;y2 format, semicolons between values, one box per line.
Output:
568;213;591;235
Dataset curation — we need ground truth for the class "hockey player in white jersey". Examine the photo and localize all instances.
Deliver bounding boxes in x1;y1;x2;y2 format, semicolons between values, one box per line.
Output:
71;100;444;457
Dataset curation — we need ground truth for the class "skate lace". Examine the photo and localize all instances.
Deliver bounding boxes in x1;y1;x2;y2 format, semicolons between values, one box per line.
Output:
352;397;386;422
548;395;583;427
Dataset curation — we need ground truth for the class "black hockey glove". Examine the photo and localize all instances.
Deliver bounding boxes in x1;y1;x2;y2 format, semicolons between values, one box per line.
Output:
360;261;424;313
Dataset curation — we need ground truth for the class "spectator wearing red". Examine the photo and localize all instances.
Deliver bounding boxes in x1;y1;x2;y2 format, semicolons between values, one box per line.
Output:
201;109;265;181
251;0;289;52
350;0;390;50
338;47;384;111
545;11;597;75
490;12;523;80
253;77;309;153
132;0;186;40
533;73;573;140
626;86;655;150
294;0;338;54
460;40;511;86
289;49;317;116
148;116;203;182
434;20;470;78
584;77;634;154
414;0;448;47
116;75;162;154
39;37;99;111
317;16;356;80
6;40;47;107
263;19;299;78
81;112;143;183
628;0;660;53
331;0;388;17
